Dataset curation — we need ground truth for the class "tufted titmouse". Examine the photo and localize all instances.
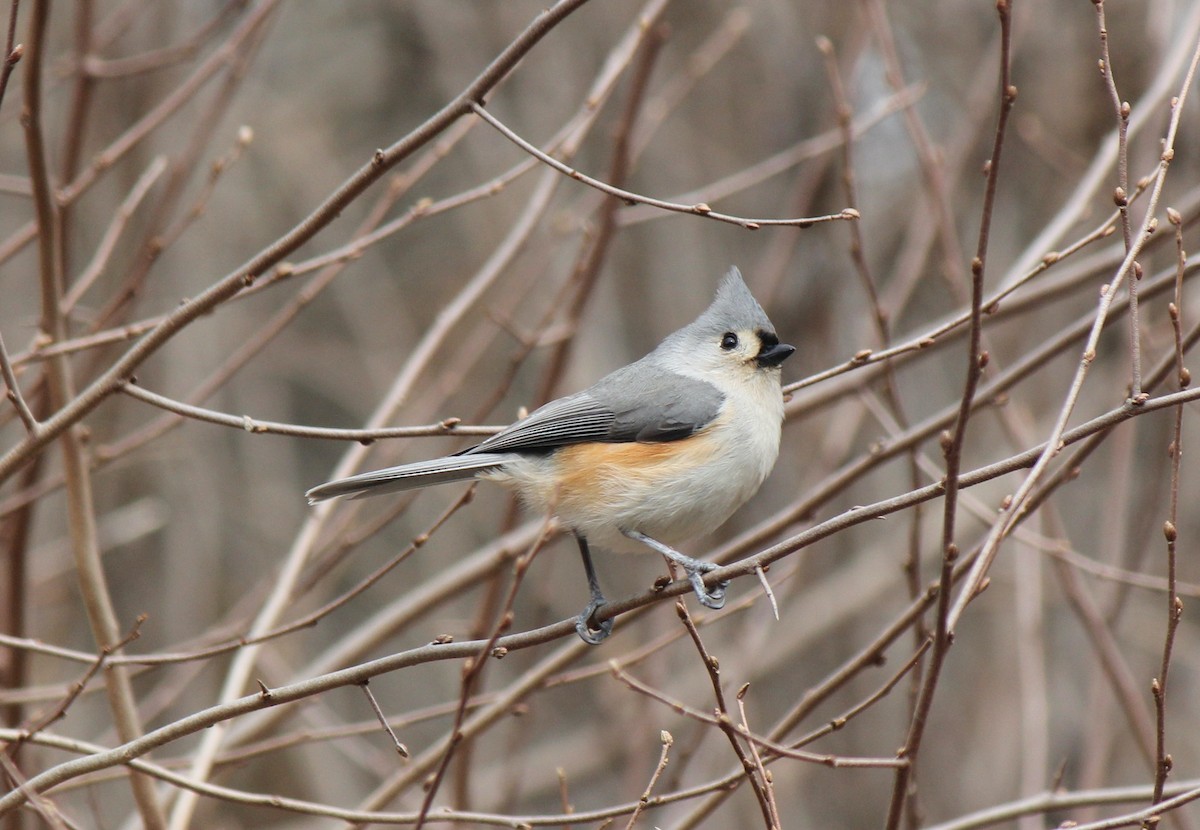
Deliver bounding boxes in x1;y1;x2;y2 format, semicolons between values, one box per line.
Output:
306;267;794;643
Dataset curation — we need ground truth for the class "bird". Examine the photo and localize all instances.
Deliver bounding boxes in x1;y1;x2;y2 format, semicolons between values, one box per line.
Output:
306;267;794;643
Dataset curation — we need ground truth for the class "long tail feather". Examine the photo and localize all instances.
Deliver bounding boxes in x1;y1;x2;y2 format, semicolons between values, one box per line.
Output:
306;453;513;504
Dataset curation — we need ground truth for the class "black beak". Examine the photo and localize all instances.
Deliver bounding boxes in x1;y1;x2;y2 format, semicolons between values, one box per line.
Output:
757;342;795;367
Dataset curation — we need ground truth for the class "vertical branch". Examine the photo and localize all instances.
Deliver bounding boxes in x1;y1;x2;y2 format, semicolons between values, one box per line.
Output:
57;0;96;280
0;0;21;113
816;32;927;718
885;2;1017;828
676;602;777;829
1094;0;1141;396
19;1;167;827
863;0;968;295
412;519;554;830
1151;208;1188;807
533;21;665;404
947;27;1200;634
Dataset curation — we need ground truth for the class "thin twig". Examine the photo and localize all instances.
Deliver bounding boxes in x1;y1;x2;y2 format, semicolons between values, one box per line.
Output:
612;664;905;769
1094;0;1140;395
623;730;673;830
674;601;777;828
0;328;37;435
358;682;409;759
60;155;168;313
1150;208;1189;809
411;516;555;830
119;380;500;441
470;101;856;230
0;0;22;114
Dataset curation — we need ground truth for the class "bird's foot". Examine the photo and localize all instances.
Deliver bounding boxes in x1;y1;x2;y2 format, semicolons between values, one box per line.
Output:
621;528;730;611
575;597;613;644
685;562;729;610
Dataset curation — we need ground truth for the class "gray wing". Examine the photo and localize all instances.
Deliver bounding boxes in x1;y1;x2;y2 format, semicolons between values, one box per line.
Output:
464;360;725;456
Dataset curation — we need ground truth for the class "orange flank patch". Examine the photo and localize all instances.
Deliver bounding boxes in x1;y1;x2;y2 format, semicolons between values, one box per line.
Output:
552;435;715;500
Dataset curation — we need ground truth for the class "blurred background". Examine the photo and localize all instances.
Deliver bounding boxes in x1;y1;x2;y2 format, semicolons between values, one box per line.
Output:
3;0;1200;827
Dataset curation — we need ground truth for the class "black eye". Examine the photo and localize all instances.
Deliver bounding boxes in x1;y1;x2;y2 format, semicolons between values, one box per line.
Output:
720;332;739;350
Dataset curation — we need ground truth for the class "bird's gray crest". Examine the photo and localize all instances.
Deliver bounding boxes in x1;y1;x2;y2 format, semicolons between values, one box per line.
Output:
673;267;775;344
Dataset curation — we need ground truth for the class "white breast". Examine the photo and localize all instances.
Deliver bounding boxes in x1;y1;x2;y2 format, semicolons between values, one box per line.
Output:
487;367;785;553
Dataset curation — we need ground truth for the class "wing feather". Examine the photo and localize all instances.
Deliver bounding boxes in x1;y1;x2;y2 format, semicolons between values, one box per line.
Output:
305;453;512;503
462;360;725;456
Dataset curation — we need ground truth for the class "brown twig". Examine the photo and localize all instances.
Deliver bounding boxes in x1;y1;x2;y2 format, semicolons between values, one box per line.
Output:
623;729;673;830
21;0;167;825
358;682;409;760
0;329;36;436
0;1;21;115
1149;208;1189;810
1093;0;1140;396
15;614;145;743
674;601;777;828
411;516;554;829
470;101;856;231
612;663;904;769
119;380;500;441
888;7;1017;821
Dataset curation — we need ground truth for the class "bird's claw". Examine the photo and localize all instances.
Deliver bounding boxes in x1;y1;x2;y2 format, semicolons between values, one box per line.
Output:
687;568;729;609
575;598;613;644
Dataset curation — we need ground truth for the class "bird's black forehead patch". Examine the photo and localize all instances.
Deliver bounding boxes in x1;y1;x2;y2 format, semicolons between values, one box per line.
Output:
757;329;779;348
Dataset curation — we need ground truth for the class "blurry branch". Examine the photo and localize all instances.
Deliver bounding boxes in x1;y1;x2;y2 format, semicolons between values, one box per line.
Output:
617;83;923;227
0;0;595;486
946;31;1200;632
1001;1;1200;287
60;155;167;314
22;0;166;824
924;781;1200;830
470;101;858;230
1044;543;1200;598
0;330;35;435
534;19;665;404
0;3;20;114
79;0;244;78
1093;0;1140;394
0;0;278;268
864;0;966;292
612;662;905;769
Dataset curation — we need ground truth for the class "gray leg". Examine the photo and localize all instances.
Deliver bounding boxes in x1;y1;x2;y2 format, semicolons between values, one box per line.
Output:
574;534;612;644
622;529;728;609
